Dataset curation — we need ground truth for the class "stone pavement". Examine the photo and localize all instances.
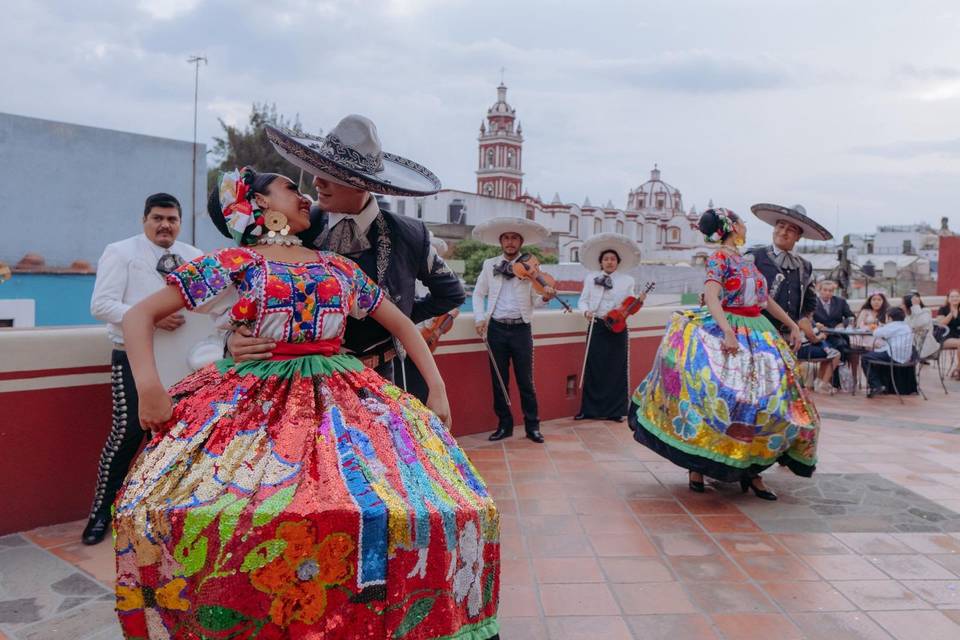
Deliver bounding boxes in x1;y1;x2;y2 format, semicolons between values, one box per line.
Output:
2;368;960;639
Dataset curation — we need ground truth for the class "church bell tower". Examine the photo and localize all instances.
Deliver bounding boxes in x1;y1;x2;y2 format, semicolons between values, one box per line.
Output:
476;82;523;199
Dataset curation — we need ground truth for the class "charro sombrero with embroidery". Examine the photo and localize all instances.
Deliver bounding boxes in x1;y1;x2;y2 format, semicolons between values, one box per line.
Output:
750;203;833;241
472;216;551;246
579;232;641;271
264;115;441;197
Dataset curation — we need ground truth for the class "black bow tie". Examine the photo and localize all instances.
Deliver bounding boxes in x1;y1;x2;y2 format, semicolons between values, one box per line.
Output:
494;260;516;279
594;274;613;290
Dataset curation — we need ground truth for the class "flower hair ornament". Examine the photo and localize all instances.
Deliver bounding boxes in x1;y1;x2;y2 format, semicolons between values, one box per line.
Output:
219;168;301;247
702;207;739;244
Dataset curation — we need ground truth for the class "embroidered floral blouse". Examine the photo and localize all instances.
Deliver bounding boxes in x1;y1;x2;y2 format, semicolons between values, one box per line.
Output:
704;250;768;308
166;248;383;344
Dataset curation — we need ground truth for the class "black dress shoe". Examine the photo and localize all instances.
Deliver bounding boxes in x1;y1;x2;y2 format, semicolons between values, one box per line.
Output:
488;428;513;441
573;414;588;421
606;416;623;423
525;430;545;443
740;477;778;501
81;514;110;546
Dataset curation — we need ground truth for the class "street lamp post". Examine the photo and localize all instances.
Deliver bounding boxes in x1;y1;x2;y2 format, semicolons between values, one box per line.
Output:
187;55;207;245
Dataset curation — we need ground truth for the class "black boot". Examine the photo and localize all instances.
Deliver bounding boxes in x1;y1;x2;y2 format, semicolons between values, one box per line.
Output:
525;428;545;444
81;512;111;545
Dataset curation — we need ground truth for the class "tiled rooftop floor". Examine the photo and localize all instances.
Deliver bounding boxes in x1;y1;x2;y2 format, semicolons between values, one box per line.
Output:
3;368;960;639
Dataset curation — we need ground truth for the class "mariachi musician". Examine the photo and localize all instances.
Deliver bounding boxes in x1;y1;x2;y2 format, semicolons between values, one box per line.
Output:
575;233;643;422
472;217;556;443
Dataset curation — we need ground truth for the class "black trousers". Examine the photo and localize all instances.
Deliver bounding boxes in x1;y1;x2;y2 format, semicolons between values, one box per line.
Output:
487;320;539;432
861;351;918;394
578;320;629;419
89;350;147;518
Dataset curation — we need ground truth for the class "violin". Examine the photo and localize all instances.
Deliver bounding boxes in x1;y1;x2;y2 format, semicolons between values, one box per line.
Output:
603;282;656;333
420;308;460;353
512;253;573;313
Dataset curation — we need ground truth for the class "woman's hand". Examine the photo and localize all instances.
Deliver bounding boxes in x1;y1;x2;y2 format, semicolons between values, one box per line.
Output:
788;324;803;351
584;310;594;320
138;383;174;433
427;386;452;429
721;329;740;356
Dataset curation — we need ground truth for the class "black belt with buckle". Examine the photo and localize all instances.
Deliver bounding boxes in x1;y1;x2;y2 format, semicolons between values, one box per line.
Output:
491;317;528;326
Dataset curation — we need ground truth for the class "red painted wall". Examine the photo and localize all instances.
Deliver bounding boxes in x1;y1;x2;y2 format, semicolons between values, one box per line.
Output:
938;236;960;295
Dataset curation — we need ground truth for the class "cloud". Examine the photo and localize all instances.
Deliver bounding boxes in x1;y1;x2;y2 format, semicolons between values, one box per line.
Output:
852;138;960;158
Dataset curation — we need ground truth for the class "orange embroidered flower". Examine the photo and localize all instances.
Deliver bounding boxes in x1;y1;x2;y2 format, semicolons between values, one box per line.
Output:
265;278;292;301
250;521;354;628
220;248;252;268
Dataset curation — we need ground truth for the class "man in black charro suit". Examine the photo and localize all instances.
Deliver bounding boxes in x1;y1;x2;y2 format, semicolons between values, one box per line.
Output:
227;116;464;392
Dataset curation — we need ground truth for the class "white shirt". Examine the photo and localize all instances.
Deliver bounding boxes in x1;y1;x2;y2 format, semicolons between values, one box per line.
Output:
578;270;635;316
325;194;379;236
90;234;220;387
873;321;914;363
472;255;545;324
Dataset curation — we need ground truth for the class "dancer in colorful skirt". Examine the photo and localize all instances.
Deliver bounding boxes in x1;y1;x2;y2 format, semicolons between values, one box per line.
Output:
112;166;499;639
630;208;819;501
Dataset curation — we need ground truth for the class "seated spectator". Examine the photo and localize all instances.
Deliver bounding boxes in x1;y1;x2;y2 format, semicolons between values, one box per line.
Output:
813;280;855;380
937;288;960;380
903;293;939;360
851;290;890;350
862;307;917;397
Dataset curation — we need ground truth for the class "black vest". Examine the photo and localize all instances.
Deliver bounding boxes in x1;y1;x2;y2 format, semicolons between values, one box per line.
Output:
747;247;814;331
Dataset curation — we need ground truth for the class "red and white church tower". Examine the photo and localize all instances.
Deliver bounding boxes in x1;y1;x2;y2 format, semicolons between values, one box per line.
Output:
476;83;523;200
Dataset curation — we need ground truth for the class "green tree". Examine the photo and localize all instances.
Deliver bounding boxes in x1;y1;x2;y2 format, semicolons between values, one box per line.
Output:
452;238;557;284
207;103;318;196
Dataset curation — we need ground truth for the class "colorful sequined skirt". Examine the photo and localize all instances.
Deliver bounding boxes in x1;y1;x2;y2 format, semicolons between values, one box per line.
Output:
629;308;819;482
113;354;499;639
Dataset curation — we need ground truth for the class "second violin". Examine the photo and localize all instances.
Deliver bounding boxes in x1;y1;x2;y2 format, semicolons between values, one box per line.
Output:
604;282;656;333
512;253;572;313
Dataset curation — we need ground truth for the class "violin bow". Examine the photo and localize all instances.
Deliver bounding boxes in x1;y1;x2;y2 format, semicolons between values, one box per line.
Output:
579;286;606;389
482;336;512;407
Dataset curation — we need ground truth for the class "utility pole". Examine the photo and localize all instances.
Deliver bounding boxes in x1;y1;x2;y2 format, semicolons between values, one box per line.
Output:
187;55;207;245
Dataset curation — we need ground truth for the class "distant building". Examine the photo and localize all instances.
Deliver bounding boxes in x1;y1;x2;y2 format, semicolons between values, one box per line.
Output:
387;83;713;265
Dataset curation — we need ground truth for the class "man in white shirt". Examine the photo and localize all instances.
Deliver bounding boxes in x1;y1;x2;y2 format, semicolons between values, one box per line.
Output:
472;217;555;443
575;233;642;422
862;307;915;397
82;193;215;545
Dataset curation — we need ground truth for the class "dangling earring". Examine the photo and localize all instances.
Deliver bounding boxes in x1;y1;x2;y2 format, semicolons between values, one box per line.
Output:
257;210;303;247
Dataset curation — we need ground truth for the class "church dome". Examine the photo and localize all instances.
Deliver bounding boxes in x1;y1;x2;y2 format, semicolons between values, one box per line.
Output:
627;165;684;214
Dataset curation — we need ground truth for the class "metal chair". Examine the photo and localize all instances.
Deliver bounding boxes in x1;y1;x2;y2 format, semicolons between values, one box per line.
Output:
864;328;927;404
918;333;949;394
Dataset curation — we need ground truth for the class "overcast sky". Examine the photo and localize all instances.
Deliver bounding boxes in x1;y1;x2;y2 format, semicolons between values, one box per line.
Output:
6;0;960;244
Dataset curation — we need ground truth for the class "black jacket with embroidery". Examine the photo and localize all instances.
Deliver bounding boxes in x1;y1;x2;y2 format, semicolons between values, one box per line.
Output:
747;246;817;332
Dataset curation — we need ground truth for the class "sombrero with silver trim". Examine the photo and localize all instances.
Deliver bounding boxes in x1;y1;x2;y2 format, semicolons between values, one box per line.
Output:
265;115;441;196
750;203;833;241
472;216;550;246
579;232;641;271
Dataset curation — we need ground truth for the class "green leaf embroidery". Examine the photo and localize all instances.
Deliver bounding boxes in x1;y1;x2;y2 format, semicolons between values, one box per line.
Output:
182;494;237;546
714;399;730;424
482;569;496;607
195;604;247;631
218;497;249;547
393;596;436;638
174;535;208;577
765;394;780;415
240;539;287;573
252;485;297;528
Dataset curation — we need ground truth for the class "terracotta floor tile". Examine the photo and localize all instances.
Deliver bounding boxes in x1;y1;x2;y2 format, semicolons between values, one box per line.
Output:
578;513;644;535
735;554;820;582
495;498;518;515
762;580;857;612
486;483;515;500
47;540;116;586
833;533;915;555
801;554;889;581
496;616;548;640
515;482;573;500
674;492;745;515
571;496;631;515
652;533;722;557
518;514;582;536
599;556;673;582
544;615;634;640
612;581;697;615
500;557;534;586
775;533;853;556
869;610;960;640
867;555;958;580
711;612;805;639
531;557;605;583
539;582;620;616
500;534;527;559
697;514;763;534
891;533;960;555
589;532;657;557
791;612;893;640
715;534;789;556
637;514;703;534
685;582;776;613
464;448;506;461
900;580;960;606
626;499;686;515
668;555;748;582
831;580;932;611
24;518;86;549
499;514;521;536
528;534;593;558
498;584;540;617
517;498;573;515
626;613;720;639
